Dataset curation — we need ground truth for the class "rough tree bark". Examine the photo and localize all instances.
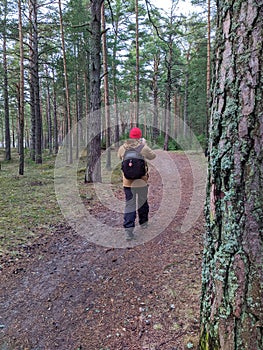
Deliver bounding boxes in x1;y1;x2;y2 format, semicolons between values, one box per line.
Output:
200;1;263;349
28;0;42;164
85;0;104;183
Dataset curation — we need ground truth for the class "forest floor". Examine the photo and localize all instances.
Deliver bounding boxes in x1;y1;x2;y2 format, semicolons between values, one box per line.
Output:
0;150;207;350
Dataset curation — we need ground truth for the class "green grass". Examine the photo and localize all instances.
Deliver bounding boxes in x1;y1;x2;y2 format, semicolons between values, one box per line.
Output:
0;149;64;258
0;148;123;259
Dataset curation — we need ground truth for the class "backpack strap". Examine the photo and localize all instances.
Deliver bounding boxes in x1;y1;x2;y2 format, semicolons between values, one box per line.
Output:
135;143;144;154
136;143;148;173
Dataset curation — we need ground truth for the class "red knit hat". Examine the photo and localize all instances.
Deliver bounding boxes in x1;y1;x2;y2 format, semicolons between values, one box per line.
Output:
129;127;142;139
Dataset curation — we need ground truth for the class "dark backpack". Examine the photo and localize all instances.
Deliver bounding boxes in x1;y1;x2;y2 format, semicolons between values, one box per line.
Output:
121;144;146;180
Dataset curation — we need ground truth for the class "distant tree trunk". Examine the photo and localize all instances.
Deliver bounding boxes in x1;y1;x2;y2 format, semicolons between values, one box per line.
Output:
135;0;139;125
3;0;11;161
52;68;59;154
111;2;121;143
45;66;52;154
206;0;211;139
83;46;90;150
11;115;15;148
18;0;24;175
173;93;178;140
183;50;190;139
200;1;263;349
101;2;111;170
85;0;104;183
29;1;35;161
74;45;84;160
75;66;80;160
84;67;90;147
58;0;72;163
112;13;120;143
164;36;172;151
183;71;189;137
29;0;42;164
152;54;160;143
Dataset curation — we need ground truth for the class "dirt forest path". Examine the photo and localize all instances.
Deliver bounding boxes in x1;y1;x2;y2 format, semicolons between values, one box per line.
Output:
0;151;207;350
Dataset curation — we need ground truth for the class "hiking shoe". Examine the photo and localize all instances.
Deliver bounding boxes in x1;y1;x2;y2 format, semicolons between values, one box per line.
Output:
125;228;135;241
140;222;148;229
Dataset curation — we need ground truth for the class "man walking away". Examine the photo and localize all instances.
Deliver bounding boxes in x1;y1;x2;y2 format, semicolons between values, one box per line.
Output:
118;127;156;240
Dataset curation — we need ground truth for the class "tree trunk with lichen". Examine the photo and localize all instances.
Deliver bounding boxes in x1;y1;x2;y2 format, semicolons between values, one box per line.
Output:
199;1;263;349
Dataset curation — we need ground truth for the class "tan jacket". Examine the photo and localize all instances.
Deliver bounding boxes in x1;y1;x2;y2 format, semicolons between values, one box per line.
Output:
117;139;156;187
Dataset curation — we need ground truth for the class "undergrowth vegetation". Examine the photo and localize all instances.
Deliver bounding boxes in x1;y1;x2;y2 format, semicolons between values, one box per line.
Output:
0;149;64;258
0;148;124;259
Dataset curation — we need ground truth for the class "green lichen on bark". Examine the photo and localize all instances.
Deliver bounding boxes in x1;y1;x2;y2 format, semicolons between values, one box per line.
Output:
200;0;263;348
